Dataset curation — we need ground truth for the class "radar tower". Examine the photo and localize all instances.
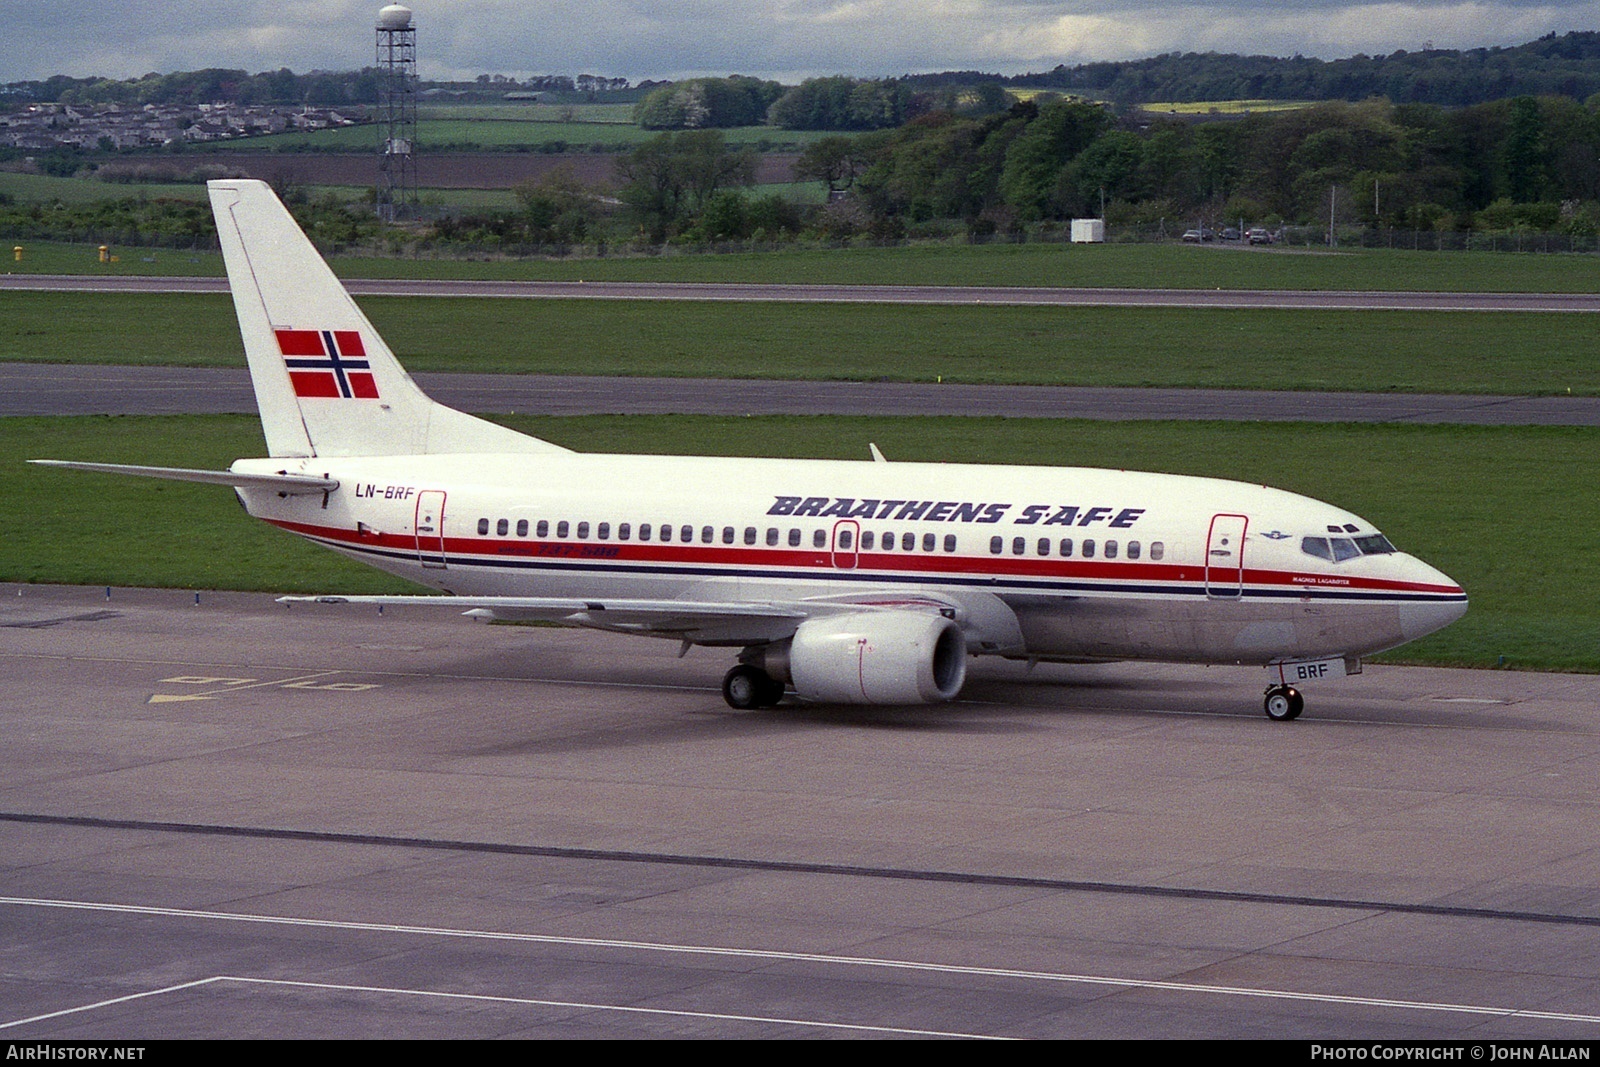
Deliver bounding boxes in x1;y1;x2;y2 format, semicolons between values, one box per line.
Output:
375;4;418;221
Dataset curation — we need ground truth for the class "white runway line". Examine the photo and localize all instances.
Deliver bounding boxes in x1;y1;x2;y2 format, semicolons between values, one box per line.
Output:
0;974;997;1038
4;895;1599;1027
0;977;224;1030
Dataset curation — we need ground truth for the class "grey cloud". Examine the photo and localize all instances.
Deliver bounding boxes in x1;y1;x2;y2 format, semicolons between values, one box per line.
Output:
0;0;1592;83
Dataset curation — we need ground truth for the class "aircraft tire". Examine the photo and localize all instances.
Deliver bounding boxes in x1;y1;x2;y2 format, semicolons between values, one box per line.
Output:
723;665;769;710
1264;685;1304;722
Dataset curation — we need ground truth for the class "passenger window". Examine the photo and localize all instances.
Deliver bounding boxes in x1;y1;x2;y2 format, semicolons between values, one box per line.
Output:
1037;537;1050;556
477;518;489;535
839;530;853;549
1151;542;1164;561
990;535;1003;554
577;522;590;539
659;524;671;542
681;525;693;542
1082;539;1096;558
766;528;779;546
496;518;508;536
597;522;610;540
1127;540;1140;560
788;528;801;547
813;529;827;548
744;527;757;546
882;531;895;551
701;526;714;544
1105;541;1117;559
922;533;935;552
536;520;548;538
903;532;916;551
618;523;630;540
1060;538;1073;557
943;534;956;553
861;531;875;550
1012;537;1025;555
516;519;528;537
557;521;569;538
722;526;734;545
639;523;650;541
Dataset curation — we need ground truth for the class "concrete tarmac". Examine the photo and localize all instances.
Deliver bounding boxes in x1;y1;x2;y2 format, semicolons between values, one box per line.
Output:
7;273;1600;311
7;362;1600;425
3;585;1598;1038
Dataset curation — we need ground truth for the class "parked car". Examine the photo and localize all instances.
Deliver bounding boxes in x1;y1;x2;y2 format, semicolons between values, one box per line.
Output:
1247;227;1273;245
1181;227;1215;242
1221;227;1240;241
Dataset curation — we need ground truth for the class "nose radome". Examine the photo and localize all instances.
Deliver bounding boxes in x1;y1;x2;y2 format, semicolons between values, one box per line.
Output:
1399;557;1467;640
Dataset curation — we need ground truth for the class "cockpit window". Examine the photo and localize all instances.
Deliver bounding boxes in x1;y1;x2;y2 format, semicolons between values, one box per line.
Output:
1301;537;1333;561
1303;532;1398;563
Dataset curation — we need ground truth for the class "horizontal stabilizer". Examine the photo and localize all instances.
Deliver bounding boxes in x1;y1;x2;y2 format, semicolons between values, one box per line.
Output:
29;460;337;494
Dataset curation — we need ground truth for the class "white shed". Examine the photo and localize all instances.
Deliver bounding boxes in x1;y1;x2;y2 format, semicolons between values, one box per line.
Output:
1070;218;1105;243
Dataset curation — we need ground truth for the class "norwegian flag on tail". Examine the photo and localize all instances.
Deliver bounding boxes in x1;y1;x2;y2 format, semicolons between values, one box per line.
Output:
275;329;380;399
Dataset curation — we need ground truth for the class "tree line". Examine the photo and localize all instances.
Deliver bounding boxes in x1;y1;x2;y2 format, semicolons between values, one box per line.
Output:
827;94;1600;237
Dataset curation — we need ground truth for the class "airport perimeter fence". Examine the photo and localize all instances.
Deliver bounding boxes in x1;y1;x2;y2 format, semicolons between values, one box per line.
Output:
1091;222;1600;254
11;221;1600;261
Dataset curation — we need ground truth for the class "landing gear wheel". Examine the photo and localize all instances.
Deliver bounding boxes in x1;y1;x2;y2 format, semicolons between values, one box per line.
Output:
723;665;783;709
1263;684;1304;722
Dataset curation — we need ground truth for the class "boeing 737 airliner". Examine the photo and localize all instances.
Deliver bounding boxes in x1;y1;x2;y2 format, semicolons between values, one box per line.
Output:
32;180;1467;719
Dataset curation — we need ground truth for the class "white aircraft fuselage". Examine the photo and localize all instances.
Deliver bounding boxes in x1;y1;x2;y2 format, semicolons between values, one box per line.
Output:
235;449;1464;668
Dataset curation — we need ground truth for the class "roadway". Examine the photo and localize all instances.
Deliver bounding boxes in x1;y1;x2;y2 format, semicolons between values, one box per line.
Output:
7;273;1600;310
7;363;1600;424
2;585;1597;1038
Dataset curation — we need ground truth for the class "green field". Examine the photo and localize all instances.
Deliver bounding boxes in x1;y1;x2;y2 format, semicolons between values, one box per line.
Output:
6;414;1593;672
2;290;1595;395
417;103;637;123
9;227;1600;293
222;120;836;153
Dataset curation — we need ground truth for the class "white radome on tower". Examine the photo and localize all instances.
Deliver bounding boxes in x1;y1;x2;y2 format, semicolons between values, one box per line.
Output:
377;4;413;30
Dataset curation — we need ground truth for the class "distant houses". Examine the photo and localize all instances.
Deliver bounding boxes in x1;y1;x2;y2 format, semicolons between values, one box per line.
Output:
0;102;360;150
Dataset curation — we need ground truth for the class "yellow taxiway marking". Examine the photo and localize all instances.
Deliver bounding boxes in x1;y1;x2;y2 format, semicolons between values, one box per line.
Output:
148;671;380;704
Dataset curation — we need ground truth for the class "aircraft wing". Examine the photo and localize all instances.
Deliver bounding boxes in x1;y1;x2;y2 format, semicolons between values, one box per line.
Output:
29;460;337;495
275;592;963;646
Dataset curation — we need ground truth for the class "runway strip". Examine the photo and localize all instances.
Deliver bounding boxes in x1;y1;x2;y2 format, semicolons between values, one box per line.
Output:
7;273;1600;311
6;897;1597;1031
5;811;1597;930
7;362;1600;424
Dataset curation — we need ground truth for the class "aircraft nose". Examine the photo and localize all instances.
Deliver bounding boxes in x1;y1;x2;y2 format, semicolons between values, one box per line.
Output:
1398;557;1468;640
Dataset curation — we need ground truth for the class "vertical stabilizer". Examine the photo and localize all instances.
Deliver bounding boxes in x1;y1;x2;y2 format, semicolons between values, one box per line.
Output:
208;179;565;458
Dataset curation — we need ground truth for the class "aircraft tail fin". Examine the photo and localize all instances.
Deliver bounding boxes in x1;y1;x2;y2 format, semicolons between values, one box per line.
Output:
207;179;566;459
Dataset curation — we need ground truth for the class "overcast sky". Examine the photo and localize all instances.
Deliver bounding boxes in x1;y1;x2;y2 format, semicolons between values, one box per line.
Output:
3;1;1595;85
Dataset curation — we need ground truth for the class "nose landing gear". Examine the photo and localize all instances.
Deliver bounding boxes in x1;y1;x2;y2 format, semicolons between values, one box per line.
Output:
1263;684;1304;721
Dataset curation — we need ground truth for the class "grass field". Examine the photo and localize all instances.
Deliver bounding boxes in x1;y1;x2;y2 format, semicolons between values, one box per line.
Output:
416;104;637;123
1;290;1594;395
0;171;210;204
8;232;1600;293
224;120;838;152
1138;100;1314;114
5;414;1593;672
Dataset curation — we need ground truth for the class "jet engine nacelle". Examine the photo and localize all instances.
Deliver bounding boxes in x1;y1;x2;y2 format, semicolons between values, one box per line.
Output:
786;611;968;705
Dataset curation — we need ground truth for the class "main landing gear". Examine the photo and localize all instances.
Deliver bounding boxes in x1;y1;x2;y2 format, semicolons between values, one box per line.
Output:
722;664;786;709
1263;684;1304;722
